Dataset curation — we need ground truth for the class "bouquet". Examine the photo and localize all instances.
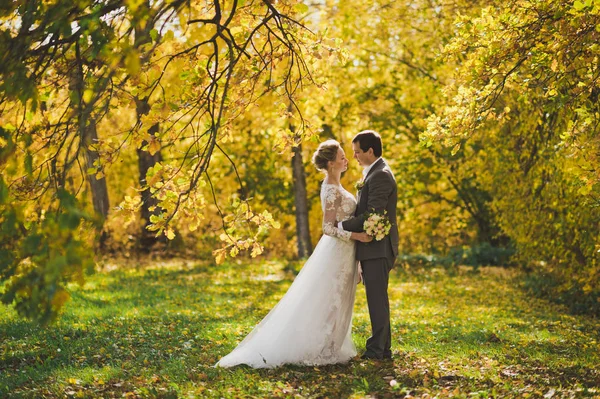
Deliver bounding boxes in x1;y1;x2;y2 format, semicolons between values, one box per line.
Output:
363;211;392;241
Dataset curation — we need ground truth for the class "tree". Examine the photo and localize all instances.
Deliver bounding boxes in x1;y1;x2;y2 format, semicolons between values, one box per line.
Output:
424;0;600;304
132;0;167;250
308;0;498;255
291;116;312;258
72;41;110;249
0;0;322;322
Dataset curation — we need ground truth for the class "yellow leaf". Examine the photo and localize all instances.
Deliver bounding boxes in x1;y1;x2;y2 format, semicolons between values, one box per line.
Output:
51;289;70;310
125;50;141;75
148;139;161;156
214;248;226;265
83;89;94;104
125;0;144;12
164;30;175;41
251;243;263;257
230;26;244;36
294;3;309;14
165;228;175;240
451;143;461;156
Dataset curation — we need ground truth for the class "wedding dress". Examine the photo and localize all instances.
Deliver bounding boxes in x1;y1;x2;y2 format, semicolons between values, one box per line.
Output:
215;182;358;368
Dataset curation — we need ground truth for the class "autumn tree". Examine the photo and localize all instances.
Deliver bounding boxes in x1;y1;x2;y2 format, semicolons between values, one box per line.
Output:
305;0;504;257
425;0;600;305
0;0;323;323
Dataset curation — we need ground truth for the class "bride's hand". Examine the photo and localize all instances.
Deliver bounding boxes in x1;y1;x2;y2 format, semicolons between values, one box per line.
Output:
352;232;373;243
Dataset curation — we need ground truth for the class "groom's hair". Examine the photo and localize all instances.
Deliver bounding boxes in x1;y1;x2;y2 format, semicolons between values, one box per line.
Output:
353;130;382;157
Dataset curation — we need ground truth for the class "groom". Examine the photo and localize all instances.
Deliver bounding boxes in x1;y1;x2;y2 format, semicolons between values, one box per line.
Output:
339;130;398;360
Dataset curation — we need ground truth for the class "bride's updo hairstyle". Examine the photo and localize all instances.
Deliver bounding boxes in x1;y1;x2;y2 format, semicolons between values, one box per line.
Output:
312;139;340;172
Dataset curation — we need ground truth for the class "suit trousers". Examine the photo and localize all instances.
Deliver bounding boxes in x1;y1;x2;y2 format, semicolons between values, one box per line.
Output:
361;257;392;358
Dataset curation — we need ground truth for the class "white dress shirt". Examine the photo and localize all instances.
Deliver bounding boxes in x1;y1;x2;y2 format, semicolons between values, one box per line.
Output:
361;157;382;178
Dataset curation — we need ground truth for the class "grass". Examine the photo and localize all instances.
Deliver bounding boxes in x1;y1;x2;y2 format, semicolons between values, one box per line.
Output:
1;259;599;398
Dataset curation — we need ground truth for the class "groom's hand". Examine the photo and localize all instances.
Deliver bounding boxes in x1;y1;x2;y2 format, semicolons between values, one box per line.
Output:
353;232;373;243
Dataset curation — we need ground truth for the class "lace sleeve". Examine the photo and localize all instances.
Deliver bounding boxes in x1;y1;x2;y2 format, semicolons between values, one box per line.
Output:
321;185;352;241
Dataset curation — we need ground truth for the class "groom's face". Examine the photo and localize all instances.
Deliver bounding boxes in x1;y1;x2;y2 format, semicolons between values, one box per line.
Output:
352;142;374;167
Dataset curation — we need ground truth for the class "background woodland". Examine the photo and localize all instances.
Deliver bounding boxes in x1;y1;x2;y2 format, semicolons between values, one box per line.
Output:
1;0;599;323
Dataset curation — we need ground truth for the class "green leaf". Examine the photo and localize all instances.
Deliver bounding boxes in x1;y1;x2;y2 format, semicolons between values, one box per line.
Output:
0;176;8;204
21;133;32;147
22;233;43;256
25;152;32;175
149;29;159;42
59;212;81;230
294;3;309;14
0;127;16;163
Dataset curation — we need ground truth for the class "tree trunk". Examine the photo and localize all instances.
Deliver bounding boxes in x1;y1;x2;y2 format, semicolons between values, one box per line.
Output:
73;42;109;248
136;99;166;250
134;8;168;251
82;119;109;219
291;140;312;258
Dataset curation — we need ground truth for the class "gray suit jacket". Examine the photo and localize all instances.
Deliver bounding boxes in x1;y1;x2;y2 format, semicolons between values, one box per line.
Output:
342;158;399;264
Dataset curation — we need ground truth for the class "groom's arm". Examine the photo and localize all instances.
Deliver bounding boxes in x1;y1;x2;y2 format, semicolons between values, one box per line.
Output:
342;171;395;232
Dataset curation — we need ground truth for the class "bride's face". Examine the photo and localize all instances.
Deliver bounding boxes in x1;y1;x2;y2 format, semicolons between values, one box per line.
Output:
329;148;348;173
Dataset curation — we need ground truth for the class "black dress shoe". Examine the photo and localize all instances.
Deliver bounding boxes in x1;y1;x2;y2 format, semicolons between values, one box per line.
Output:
360;352;384;360
360;352;393;360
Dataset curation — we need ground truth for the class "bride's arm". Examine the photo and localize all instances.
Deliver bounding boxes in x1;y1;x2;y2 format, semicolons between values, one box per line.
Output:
322;185;352;241
322;186;371;242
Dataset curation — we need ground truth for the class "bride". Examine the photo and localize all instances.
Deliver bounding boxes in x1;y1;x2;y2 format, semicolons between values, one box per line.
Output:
216;139;372;368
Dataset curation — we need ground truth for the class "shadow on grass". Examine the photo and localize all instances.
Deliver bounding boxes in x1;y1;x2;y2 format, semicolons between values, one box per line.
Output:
522;272;600;318
0;263;290;396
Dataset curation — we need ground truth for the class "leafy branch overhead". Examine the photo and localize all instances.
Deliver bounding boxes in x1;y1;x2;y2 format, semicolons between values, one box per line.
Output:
0;0;326;322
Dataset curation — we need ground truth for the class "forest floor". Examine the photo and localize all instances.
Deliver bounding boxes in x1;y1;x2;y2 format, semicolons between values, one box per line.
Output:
1;259;599;398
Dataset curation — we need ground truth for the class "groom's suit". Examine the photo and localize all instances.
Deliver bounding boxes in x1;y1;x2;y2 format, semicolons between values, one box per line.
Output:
342;158;398;358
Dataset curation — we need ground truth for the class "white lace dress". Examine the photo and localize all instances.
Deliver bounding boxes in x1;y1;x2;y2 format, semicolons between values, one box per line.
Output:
215;182;358;368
